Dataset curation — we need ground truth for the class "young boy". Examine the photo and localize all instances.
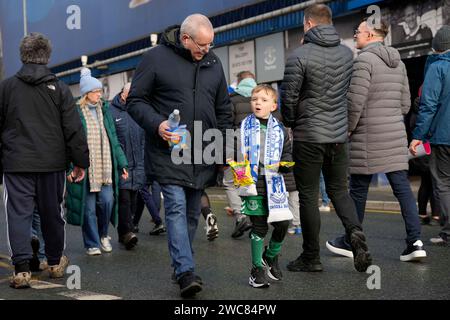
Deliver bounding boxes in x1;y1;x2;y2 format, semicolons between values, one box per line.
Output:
236;84;293;288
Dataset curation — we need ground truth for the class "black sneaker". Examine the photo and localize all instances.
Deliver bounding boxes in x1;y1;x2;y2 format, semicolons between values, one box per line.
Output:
326;235;353;258
30;237;41;272
286;256;323;272
249;266;269;288
172;271;203;285
350;231;372;272
178;271;202;298
231;216;252;239
262;248;282;281
149;223;166;236
400;240;427;261
121;232;138;250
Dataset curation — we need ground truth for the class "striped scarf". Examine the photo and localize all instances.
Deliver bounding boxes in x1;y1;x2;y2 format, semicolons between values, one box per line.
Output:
80;102;112;192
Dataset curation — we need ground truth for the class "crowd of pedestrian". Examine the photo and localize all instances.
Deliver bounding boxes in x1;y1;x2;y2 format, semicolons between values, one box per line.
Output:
0;4;448;298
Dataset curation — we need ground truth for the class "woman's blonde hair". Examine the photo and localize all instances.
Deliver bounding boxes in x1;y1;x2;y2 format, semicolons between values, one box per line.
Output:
78;94;101;108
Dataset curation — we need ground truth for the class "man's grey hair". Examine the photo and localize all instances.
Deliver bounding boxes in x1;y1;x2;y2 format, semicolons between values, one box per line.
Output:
180;14;213;39
20;32;52;65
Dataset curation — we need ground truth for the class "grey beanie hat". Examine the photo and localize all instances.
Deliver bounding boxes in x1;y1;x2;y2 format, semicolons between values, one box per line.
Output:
432;25;450;52
20;32;52;65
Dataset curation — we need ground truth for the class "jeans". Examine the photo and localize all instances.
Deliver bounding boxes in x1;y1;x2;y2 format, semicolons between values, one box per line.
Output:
31;209;46;260
429;145;450;237
82;184;114;249
160;184;202;279
350;170;421;244
319;171;330;206
293;142;362;260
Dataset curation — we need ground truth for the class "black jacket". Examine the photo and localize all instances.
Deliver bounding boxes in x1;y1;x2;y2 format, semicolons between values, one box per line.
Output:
127;25;232;189
280;25;354;143
0;64;89;173
109;94;145;190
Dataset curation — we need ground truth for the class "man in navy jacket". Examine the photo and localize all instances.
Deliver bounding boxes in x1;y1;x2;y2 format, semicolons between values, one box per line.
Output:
127;14;232;298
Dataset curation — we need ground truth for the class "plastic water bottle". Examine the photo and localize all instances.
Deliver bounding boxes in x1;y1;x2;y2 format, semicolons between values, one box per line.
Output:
167;109;180;131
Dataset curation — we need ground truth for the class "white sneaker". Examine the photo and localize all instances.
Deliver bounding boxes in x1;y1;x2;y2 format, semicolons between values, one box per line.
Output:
319;205;331;212
205;213;219;241
100;236;112;253
287;226;296;235
86;248;102;256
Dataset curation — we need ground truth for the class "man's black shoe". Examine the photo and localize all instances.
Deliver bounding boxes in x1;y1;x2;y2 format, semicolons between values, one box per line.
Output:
231;216;252;239
286;256;323;272
350;231;372;272
172;271;203;285
178;271;202;298
262;248;282;281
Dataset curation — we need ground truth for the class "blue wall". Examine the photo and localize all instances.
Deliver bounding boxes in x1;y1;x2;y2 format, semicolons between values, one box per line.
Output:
0;0;258;77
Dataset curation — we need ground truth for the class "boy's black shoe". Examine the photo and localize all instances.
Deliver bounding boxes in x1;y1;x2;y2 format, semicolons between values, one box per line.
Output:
178;271;202;298
286;256;323;272
249;266;269;288
262;248;282;281
30;237;41;272
350;231;372;272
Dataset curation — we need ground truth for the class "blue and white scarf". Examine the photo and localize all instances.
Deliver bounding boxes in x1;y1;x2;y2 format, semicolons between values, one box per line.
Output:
241;114;293;222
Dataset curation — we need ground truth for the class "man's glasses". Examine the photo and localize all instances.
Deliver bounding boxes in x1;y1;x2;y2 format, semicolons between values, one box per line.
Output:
187;34;214;52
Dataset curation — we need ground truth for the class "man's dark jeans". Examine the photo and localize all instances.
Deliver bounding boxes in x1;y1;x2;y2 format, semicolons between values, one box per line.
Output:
430;145;450;237
293;142;362;261
350;171;421;244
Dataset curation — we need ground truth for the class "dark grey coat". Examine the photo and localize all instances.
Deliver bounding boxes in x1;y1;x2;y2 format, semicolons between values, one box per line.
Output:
280;25;354;143
347;42;411;175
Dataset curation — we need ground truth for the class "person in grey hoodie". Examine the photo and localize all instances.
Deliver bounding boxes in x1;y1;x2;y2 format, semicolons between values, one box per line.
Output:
326;20;426;262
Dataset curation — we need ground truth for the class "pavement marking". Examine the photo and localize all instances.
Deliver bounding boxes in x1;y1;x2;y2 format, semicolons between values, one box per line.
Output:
57;291;122;300
366;209;401;215
30;280;65;290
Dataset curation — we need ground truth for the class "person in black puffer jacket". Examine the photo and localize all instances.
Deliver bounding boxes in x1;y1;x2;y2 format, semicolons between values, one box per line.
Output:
127;14;232;298
280;4;371;273
109;82;144;249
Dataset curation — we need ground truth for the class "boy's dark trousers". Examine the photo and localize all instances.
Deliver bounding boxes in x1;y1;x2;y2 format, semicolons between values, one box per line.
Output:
292;142;362;261
3;171;66;267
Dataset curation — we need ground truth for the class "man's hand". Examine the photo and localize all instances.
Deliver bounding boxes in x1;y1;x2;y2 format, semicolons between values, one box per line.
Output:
67;166;85;183
158;120;174;141
409;139;423;156
121;168;129;180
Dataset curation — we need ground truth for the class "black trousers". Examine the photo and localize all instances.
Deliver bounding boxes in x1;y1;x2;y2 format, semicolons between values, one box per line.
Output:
293;142;362;260
250;215;289;242
3;171;66;266
118;189;138;237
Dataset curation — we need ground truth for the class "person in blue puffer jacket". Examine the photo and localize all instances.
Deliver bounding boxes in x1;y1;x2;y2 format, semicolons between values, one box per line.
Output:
109;82;145;250
410;25;450;245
